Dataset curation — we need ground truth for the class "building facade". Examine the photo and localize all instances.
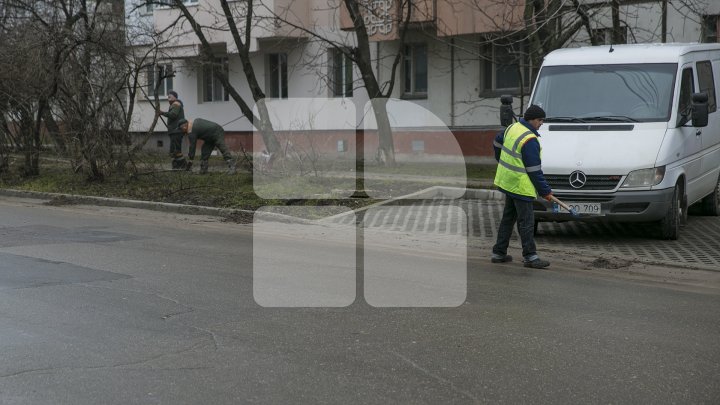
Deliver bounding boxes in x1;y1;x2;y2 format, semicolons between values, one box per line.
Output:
125;0;720;160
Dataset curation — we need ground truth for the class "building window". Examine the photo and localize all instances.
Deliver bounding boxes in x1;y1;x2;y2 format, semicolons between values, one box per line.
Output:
591;27;628;45
703;15;719;43
403;44;427;97
697;61;717;113
202;57;229;102
268;53;288;99
330;48;353;98
147;63;173;97
482;42;529;94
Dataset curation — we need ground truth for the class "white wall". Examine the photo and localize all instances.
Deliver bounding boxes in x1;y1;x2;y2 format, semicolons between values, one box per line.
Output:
127;0;714;134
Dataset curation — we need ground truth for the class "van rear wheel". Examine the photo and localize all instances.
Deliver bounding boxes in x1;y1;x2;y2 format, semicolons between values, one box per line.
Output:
701;174;720;216
658;185;681;240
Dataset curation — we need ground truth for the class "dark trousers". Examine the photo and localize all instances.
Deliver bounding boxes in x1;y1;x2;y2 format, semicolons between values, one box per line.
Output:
492;194;539;262
200;133;232;162
169;132;185;169
169;132;183;157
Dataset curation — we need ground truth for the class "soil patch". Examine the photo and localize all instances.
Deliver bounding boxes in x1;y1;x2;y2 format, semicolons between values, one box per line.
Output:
222;210;255;224
44;195;83;206
589;256;633;269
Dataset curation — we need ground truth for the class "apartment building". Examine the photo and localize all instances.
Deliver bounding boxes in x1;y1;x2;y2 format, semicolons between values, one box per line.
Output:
126;0;720;160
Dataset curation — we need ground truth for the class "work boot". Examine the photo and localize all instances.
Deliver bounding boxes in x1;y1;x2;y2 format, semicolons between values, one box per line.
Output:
523;258;550;269
490;254;513;263
200;160;209;174
226;159;237;175
172;157;187;170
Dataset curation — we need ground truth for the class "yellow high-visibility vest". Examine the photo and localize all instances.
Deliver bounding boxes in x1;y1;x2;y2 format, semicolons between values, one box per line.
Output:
493;122;541;198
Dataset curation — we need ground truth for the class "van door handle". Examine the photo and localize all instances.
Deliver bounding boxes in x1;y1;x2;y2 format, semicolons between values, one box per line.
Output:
696;129;702;136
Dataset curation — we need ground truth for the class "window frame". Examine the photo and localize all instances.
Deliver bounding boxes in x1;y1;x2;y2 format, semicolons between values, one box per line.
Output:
402;43;428;99
702;15;719;43
267;53;289;99
330;48;353;98
201;57;229;103
590;26;628;45
143;2;154;14
480;41;530;97
147;62;173;98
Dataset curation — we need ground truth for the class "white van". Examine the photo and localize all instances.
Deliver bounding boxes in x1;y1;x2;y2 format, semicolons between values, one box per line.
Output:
526;43;720;239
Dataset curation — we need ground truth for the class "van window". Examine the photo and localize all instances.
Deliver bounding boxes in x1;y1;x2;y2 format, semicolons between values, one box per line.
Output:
532;64;676;122
697;61;717;112
678;67;695;123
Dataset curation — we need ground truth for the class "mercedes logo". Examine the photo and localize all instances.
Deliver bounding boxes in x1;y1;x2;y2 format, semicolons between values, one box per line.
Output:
569;171;587;189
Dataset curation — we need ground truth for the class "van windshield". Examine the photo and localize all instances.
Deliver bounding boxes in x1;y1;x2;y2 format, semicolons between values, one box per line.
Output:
532;64;677;123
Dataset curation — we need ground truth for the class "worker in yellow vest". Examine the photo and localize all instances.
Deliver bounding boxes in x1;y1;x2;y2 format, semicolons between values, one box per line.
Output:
491;105;553;269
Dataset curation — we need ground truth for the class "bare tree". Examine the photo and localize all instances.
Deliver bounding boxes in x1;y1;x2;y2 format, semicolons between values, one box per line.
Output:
0;2;55;176
264;0;417;166
0;0;182;179
521;0;600;90
341;0;415;166
110;7;182;173
442;0;671;118
158;0;281;158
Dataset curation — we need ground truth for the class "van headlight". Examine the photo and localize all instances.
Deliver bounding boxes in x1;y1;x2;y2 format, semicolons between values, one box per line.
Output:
621;166;665;188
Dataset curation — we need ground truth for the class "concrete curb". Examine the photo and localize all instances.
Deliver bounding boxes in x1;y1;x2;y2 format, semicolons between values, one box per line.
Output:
0;186;502;224
0;188;242;217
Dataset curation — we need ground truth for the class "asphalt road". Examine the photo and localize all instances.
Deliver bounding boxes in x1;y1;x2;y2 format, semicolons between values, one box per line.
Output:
0;197;719;404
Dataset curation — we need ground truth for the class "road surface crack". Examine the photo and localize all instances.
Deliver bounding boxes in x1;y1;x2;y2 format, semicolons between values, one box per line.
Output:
389;350;481;403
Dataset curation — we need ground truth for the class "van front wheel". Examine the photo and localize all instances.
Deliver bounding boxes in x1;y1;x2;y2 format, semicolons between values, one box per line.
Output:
701;174;720;216
658;185;681;240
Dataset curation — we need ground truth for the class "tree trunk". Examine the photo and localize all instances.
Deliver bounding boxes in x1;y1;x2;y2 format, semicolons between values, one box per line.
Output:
344;0;397;166
41;106;65;154
177;0;280;157
611;0;623;44
20;108;36;176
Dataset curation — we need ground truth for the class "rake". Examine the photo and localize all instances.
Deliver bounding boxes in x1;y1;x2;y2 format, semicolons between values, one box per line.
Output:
550;195;580;217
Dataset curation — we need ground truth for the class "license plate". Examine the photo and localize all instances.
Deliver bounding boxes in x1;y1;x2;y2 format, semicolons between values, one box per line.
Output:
554;202;602;215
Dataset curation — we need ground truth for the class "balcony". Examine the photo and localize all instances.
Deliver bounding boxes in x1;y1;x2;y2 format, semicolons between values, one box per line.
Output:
339;0;524;41
152;0;309;55
340;0;436;40
436;0;524;37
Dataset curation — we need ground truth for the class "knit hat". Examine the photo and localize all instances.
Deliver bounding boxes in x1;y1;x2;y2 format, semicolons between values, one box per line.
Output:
168;90;178;98
177;118;188;127
523;104;546;121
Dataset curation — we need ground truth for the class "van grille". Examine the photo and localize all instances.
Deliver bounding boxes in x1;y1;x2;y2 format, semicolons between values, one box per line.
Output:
545;174;621;191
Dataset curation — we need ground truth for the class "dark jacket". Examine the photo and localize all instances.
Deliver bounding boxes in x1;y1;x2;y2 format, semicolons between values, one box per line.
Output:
494;118;552;201
188;118;224;160
161;100;185;134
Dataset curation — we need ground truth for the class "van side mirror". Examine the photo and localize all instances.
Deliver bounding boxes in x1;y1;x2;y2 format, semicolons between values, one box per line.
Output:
500;95;514;127
692;92;709;128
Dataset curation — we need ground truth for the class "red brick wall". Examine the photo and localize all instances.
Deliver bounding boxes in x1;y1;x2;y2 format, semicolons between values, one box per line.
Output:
224;128;499;159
